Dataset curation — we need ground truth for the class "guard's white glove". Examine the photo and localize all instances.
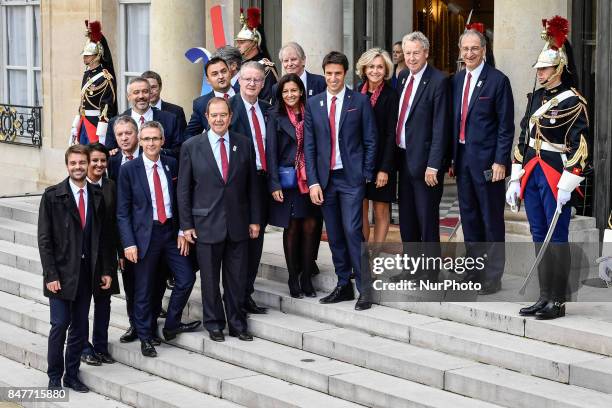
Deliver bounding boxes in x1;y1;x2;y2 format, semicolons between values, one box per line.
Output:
556;188;572;213
505;180;521;211
596;256;612;286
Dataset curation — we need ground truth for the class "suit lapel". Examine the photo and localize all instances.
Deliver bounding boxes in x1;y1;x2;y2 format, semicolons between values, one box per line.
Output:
407;67;431;121
202;132;225;183
467;64;488;118
136;157;152;205
338;89;353;131
227;133;240;184
59;179;82;226
279;116;296;141
233;96;251;138
318;94;331;134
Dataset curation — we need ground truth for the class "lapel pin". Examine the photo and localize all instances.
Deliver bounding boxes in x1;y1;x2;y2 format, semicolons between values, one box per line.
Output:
309;90;313;96
165;165;170;172
233;145;237;152
477;80;482;88
320;100;324;107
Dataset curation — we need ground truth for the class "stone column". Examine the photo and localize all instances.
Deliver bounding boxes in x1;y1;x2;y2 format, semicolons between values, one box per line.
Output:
150;0;205;113
281;0;343;75
494;0;570;137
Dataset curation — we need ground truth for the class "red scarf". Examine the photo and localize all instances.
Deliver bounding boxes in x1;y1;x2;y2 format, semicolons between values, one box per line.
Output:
361;81;384;107
286;104;309;194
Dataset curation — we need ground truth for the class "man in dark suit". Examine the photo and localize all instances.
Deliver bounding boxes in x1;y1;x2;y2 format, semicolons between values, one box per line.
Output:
452;29;514;294
81;143;119;366
116;121;200;358
304;51;377;310
229;61;272;314
38;144;113;392
272;42;327;100
396;32;449;247
179;97;261;341
184;57;236;139
105;77;181;157
215;45;243;95
142;70;187;136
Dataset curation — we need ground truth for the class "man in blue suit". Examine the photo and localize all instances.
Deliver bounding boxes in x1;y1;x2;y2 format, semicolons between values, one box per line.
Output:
105;77;181;158
185;57;237;139
271;42;327;101
452;29;514;295
229;61;272;315
304;51;377;310
117;121;200;358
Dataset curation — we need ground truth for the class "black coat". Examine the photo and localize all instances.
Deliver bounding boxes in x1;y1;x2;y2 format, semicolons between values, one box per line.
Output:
161;100;187;136
363;82;399;174
38;178;113;301
96;178;120;295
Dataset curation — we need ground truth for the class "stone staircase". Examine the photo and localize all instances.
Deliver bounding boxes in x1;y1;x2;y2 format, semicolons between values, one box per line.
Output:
0;196;612;407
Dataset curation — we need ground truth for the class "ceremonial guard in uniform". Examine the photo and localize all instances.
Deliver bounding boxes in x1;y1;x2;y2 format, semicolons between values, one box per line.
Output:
235;8;279;104
71;21;117;145
506;16;589;320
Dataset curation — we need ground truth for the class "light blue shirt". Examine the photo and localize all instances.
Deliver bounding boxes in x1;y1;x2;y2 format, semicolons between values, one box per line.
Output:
207;130;230;176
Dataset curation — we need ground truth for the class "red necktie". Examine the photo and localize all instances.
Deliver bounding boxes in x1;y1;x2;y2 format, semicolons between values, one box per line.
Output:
459;72;472;143
224;93;229;100
396;76;414;146
250;106;267;171
139;115;145;128
219;137;229;182
78;188;86;229
152;164;168;224
127;155;134;160
329;96;337;168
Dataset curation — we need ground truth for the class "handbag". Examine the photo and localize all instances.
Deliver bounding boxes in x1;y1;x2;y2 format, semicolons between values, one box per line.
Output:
278;166;297;189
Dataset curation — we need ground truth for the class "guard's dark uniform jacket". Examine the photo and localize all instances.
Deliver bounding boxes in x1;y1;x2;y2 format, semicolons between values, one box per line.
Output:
75;64;117;145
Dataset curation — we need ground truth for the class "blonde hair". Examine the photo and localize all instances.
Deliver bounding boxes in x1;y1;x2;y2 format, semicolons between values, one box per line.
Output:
355;48;394;81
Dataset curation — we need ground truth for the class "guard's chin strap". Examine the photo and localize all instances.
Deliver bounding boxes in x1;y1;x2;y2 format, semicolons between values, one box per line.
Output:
241;42;258;59
541;64;563;88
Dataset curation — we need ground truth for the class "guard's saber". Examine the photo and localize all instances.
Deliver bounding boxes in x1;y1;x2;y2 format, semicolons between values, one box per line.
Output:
519;208;561;295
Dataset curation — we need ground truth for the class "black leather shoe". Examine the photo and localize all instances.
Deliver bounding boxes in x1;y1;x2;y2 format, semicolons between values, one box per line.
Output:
48;379;62;390
535;301;565;320
519;297;549;316
95;352;116;364
478;280;502;296
80;353;101;366
141;340;158;357
163;320;202;341
319;284;355;304
209;330;225;342
244;296;267;314
63;377;89;393
159;308;168;318
229;330;253;341
151;336;162;346
354;295;372;311
120;326;138;343
166;276;175;290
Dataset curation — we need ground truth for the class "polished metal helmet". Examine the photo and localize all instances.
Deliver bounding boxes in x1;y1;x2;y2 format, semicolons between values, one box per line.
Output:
235;8;261;46
81;20;104;58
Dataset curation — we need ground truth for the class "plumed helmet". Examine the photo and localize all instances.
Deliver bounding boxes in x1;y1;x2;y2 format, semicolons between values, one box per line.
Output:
235;8;261;46
81;20;104;57
533;16;569;69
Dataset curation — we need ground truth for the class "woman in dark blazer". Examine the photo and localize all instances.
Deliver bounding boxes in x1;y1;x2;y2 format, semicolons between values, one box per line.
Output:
266;74;321;298
390;41;407;90
355;48;399;245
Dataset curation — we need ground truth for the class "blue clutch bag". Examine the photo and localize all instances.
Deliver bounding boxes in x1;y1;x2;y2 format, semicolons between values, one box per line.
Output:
278;166;297;189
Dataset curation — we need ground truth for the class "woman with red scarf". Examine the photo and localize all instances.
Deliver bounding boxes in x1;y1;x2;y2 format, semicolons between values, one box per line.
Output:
355;48;399;246
266;74;322;298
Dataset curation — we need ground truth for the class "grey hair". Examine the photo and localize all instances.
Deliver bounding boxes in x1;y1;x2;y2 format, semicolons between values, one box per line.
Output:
402;31;430;50
215;45;243;70
113;115;138;133
458;29;486;48
240;61;265;76
139;120;165;139
126;76;150;94
278;42;306;61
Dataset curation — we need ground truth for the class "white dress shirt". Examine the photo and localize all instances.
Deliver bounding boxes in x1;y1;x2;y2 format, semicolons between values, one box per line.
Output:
299;70;308;94
121;148;140;165
152;99;162;110
208;129;231;175
214;88;236;99
86;177;103;187
243;99;267;170
68;179;87;220
397;63;427;149
142;154;172;220
231;72;240;87
461;60;485;115
327;87;345;170
131;107;154;130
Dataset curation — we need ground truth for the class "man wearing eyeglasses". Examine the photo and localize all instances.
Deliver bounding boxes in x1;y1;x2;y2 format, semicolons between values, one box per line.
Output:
451;29;514;295
116;121;200;358
229;61;272;315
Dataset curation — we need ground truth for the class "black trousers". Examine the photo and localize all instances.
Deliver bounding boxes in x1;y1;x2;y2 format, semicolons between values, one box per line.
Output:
81;293;111;357
197;239;248;333
246;173;269;300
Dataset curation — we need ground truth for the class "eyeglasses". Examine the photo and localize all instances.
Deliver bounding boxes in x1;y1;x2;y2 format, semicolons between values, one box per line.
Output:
461;46;482;53
241;77;264;84
140;136;162;143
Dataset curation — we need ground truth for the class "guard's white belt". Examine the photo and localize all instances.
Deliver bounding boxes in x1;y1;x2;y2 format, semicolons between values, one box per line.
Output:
528;138;565;153
83;110;101;116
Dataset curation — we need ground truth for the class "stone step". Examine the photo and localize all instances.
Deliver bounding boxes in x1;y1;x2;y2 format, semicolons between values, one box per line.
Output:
0;354;130;408
0;198;40;225
0;290;501;408
0;239;42;274
0;319;243;408
0;217;38;247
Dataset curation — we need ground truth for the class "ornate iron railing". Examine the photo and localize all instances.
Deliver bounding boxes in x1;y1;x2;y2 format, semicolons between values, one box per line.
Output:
0;104;42;147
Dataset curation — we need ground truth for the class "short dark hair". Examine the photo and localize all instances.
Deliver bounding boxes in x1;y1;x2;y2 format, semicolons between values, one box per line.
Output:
205;57;229;77
140;120;165;139
65;144;90;165
88;142;109;160
141;70;163;88
206;97;232;116
113;115;138;133
322;51;349;73
275;74;306;116
393;41;402;48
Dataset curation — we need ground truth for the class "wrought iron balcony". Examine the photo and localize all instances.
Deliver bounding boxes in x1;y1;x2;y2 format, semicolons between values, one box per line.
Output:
0;104;42;147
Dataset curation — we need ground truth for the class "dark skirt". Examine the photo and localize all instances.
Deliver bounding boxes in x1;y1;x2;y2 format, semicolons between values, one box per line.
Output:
365;171;397;203
268;188;322;229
